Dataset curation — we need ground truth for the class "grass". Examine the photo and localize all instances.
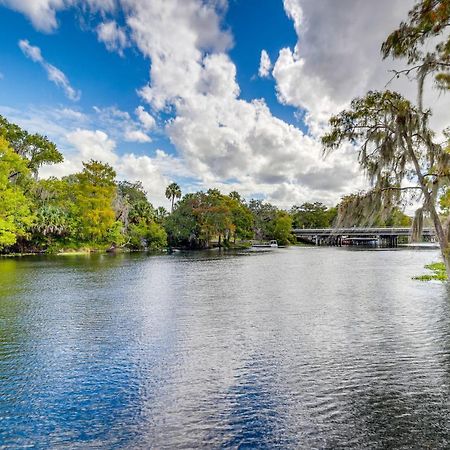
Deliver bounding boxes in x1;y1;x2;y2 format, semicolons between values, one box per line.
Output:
413;262;448;281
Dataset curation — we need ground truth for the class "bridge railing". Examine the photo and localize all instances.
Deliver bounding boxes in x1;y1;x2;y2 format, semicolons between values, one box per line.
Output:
292;227;435;236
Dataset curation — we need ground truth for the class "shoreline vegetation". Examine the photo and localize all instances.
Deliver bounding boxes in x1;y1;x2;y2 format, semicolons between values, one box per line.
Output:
414;262;448;281
0;116;412;258
0;1;448;282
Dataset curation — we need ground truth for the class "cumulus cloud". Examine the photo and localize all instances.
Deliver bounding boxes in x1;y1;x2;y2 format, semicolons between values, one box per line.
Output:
270;0;449;137
19;39;81;100
97;20;128;55
8;0;440;207
125;0;362;205
135;105;156;130
67;129;118;164
258;49;272;78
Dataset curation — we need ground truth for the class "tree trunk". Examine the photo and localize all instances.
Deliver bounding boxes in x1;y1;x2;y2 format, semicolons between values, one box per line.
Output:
406;135;450;279
443;220;450;279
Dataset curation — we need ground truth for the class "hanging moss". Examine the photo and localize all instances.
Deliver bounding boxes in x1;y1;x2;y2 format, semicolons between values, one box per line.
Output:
411;207;424;243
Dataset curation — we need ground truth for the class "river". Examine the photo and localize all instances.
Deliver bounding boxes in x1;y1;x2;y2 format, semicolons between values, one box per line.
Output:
0;247;449;448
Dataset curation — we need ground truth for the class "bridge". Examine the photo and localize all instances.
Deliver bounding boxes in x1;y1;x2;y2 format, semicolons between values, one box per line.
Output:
292;227;436;246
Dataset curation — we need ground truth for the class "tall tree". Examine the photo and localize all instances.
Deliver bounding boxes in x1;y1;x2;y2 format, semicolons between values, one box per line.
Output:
0;115;63;177
0;137;34;248
72;160;120;244
248;199;278;240
273;212;293;245
165;182;182;212
322;90;450;275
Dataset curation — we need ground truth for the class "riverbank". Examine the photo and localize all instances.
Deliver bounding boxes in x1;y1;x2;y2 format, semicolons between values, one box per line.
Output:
0;241;256;258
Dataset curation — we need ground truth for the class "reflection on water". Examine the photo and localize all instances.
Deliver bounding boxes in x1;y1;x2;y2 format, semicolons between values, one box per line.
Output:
0;248;449;448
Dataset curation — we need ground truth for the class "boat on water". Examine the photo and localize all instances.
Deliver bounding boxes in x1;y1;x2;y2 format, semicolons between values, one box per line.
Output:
251;240;278;248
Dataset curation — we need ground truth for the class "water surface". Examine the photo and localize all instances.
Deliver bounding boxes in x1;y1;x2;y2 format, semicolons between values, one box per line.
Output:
0;248;449;448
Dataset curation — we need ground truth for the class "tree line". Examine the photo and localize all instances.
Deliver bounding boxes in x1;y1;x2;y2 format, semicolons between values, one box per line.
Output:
7;0;444;256
0;114;412;254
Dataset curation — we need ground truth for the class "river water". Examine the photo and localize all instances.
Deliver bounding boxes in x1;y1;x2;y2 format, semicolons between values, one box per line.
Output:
0;247;449;448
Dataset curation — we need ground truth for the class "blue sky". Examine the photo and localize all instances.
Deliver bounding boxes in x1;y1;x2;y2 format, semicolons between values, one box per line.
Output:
1;0;436;208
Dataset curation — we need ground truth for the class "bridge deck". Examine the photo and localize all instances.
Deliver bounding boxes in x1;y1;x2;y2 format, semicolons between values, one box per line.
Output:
293;227;435;237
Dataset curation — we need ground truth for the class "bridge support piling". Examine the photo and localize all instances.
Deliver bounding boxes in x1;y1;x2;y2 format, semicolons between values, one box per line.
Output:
293;227;435;246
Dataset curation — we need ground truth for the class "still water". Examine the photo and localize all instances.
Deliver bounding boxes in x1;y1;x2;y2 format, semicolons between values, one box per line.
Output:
0;247;449;448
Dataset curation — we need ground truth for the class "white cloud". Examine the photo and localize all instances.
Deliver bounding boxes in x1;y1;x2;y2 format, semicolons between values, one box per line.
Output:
258;49;272;78
97;20;128;55
18;39;43;62
19;39;81;101
270;0;445;137
135;105;156;130
1;0;67;32
55;107;87;121
126;0;362;205
67;129;118;164
9;0;442;207
129;0;233;111
117;153;169;205
1;0;116;32
124;129;151;143
93;105;153;143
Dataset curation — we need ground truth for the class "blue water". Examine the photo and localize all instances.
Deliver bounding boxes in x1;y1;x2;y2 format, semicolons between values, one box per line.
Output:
0;247;449;448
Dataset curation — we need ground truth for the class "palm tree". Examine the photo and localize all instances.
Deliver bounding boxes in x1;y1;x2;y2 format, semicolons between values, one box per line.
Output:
165;182;182;212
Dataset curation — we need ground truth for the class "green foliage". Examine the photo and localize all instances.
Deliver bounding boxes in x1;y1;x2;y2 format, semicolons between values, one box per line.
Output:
440;187;450;213
165;194;199;247
290;202;336;228
0;115;63;176
385;208;412;227
248;199;278;240
228;196;254;241
322;90;449;231
335;193;412;228
273;212;293;245
414;262;448;281
146;221;168;250
382;0;450;90
165;182;182;212
165;190;254;248
0;137;34;248
116;181;167;250
72;160;119;244
128;220;167;250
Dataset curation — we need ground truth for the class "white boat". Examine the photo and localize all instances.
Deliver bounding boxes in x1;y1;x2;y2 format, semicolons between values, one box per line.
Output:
251;240;278;248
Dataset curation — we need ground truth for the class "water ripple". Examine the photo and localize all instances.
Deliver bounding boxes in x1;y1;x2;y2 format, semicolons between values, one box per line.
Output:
0;248;449;448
